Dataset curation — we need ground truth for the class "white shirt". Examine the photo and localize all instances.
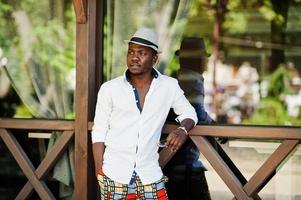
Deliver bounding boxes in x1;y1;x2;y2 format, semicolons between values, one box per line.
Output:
91;69;197;184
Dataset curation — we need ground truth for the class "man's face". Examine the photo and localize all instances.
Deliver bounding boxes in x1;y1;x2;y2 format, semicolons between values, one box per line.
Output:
127;43;158;76
179;50;207;73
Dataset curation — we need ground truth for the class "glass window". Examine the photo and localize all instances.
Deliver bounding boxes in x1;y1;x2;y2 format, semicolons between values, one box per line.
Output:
0;0;75;119
103;0;301;127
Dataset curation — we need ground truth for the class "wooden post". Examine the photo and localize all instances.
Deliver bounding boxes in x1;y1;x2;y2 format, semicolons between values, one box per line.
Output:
74;20;89;200
74;0;104;199
73;0;87;23
73;0;92;199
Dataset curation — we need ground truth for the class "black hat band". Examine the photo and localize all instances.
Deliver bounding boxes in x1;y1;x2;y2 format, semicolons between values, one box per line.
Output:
130;37;158;49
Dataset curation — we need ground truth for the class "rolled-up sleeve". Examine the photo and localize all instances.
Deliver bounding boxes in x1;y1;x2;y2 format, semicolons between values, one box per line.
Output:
91;84;112;143
172;80;198;125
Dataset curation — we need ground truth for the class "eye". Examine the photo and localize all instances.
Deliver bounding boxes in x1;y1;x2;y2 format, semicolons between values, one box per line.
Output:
128;50;134;55
138;51;147;57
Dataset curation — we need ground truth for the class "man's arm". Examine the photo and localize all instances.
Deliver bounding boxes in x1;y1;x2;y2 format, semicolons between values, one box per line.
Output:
92;142;105;176
91;84;112;176
179;118;195;131
165;118;195;152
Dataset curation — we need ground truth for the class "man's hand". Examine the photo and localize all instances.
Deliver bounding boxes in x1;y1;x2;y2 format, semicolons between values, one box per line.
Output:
165;118;195;152
92;142;105;177
165;128;188;152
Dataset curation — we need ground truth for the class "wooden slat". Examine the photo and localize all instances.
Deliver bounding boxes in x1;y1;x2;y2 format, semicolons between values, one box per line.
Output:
214;140;262;200
16;131;74;199
162;124;301;139
28;132;52;139
0;119;74;130
73;0;87;23
0;129;55;200
190;135;253;200
244;139;300;197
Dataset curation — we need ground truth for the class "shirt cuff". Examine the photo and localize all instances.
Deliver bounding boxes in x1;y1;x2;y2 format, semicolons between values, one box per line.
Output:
91;130;107;144
175;115;198;126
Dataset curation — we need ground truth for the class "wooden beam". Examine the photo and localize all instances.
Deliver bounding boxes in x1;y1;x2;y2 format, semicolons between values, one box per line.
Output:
190;135;253;200
0;119;74;130
16;131;74;199
162;124;301;139
244;139;300;197
0;129;55;200
73;0;87;23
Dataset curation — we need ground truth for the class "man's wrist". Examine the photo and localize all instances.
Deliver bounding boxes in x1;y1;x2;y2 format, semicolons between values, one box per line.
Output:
177;126;189;135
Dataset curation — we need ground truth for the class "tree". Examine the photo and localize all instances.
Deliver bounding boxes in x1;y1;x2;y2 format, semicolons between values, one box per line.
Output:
270;0;292;72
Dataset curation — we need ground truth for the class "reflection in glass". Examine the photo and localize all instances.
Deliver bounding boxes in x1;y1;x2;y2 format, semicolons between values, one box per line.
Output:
0;1;75;119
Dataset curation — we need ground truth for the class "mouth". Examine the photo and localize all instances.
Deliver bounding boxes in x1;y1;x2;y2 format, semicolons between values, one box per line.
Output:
129;64;141;68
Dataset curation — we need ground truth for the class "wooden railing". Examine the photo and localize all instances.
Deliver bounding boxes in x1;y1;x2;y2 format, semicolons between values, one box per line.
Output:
0;119;300;200
160;124;301;200
0;119;75;200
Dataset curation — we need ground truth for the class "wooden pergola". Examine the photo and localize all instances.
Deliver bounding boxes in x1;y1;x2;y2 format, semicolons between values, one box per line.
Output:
0;0;300;199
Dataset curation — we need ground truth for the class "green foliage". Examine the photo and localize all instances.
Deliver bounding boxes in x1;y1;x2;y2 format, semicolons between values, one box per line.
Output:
245;65;301;126
20;0;50;25
223;12;247;34
165;55;179;77
189;0;214;20
14;104;32;118
0;0;75;119
244;98;288;125
259;0;285;25
0;1;18;49
65;112;75;119
244;98;301;126
30;20;74;73
267;65;293;99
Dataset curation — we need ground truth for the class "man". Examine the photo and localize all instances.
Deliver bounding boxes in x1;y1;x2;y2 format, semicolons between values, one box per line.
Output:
164;37;213;200
91;28;197;200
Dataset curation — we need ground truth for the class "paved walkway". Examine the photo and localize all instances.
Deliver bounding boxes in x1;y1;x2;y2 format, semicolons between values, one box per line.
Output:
203;141;301;200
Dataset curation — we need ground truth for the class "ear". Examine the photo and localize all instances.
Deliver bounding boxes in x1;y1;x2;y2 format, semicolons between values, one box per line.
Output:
152;54;158;65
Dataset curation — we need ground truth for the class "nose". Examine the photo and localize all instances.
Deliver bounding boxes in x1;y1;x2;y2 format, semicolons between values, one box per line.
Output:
131;52;140;61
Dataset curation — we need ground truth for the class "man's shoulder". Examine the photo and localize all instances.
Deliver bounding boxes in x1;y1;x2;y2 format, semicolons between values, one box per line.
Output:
159;74;178;84
101;76;124;88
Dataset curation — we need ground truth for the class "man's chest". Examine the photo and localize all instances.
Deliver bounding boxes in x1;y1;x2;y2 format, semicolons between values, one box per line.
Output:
110;85;173;113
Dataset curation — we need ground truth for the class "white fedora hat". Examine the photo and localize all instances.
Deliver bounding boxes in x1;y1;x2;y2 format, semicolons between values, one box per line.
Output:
125;27;161;53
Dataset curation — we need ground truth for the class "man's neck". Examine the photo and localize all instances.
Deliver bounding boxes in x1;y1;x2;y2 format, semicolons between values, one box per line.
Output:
130;73;153;88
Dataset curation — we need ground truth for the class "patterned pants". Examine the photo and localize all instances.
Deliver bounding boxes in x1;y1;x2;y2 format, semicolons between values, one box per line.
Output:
97;170;169;200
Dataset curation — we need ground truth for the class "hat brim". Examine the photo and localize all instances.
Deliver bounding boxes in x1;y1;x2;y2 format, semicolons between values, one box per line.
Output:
175;49;210;57
125;40;162;53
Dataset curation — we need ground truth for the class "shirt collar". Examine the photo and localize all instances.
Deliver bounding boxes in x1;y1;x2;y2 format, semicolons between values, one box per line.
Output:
124;68;159;83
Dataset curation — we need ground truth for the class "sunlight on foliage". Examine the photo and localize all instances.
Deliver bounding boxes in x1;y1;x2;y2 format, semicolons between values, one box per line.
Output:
259;0;285;25
244;98;290;125
30;21;74;73
223;12;247;33
267;65;294;98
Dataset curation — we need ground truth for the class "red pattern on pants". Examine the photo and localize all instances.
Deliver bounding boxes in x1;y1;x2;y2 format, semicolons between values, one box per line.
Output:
97;169;169;200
